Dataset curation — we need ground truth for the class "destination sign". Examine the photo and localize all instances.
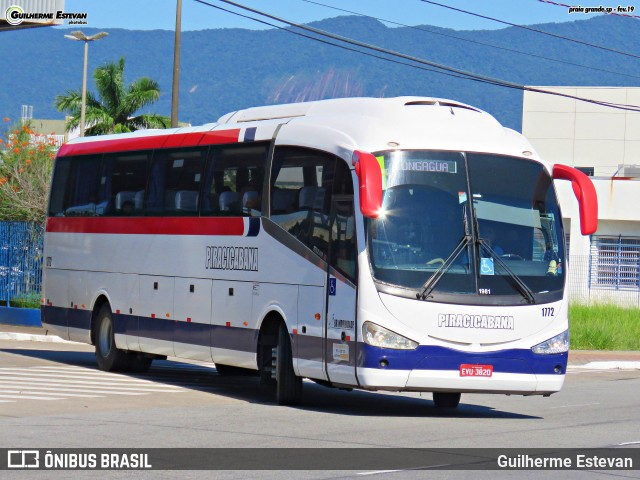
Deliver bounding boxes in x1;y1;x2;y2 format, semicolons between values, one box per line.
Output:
397;160;457;173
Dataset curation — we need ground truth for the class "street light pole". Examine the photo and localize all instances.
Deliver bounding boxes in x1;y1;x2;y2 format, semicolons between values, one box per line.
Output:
64;31;108;137
81;39;89;137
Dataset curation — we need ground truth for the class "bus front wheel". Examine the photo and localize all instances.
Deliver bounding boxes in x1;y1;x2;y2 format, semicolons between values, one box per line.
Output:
275;323;302;406
433;392;461;409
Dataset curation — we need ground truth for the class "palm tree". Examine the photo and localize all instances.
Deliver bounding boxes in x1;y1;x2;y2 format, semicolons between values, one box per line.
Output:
56;57;170;136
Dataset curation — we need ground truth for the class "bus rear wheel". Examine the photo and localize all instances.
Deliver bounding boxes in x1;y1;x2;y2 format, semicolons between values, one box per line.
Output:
275;323;302;406
433;392;461;409
95;304;129;371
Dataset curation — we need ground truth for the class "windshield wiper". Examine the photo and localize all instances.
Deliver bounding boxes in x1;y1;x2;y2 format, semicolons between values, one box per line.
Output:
417;234;471;301
479;240;536;304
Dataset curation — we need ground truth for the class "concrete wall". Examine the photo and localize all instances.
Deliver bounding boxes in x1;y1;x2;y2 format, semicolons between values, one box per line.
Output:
524;87;640;177
525;87;640;306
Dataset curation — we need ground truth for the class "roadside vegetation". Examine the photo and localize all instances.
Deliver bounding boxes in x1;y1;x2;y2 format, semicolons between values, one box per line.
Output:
55;56;169;135
570;304;640;351
0;119;56;223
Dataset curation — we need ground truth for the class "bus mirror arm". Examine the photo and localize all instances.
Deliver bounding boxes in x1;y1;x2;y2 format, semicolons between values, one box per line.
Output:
552;164;598;235
352;150;383;218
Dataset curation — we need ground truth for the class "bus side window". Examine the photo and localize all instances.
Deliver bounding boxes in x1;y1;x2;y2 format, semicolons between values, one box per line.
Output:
145;148;205;216
201;143;268;217
270;147;341;261
102;152;150;216
328;161;356;282
52;154;104;217
48;156;72;217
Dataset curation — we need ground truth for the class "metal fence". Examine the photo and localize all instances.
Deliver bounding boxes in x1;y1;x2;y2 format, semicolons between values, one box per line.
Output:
567;254;640;307
0;221;44;307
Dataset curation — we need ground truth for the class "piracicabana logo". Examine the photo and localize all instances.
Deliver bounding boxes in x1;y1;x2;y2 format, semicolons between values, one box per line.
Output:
4;4;88;26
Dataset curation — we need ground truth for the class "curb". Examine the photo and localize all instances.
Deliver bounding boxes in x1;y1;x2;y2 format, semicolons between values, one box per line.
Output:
569;361;640;370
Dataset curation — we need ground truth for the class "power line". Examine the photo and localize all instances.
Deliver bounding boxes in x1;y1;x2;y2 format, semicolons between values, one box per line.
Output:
193;0;489;84
418;0;640;60
301;0;640;80
194;0;640;112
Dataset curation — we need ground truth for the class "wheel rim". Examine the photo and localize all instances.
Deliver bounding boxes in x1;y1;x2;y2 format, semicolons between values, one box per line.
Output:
98;317;112;357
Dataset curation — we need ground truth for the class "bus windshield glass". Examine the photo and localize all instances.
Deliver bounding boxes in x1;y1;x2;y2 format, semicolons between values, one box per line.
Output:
367;150;565;304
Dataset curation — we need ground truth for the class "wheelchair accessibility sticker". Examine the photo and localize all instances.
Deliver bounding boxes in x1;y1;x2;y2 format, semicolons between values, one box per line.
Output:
480;257;495;275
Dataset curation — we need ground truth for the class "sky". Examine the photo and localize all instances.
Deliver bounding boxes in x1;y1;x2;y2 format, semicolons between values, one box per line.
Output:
58;0;628;32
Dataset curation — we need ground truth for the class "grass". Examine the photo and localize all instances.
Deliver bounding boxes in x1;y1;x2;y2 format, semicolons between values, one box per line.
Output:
6;293;41;309
570;304;640;351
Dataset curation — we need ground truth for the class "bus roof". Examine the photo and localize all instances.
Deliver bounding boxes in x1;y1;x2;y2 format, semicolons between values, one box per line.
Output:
58;97;542;164
217;96;484;123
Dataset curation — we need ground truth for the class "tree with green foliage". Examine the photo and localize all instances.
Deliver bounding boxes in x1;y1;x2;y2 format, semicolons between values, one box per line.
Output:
0;118;56;223
55;56;170;136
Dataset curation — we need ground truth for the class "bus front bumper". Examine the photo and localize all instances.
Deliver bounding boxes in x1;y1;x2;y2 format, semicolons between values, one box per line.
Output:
356;344;567;395
357;367;564;395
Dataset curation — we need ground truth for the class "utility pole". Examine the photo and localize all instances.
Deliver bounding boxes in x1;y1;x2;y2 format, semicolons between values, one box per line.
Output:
171;0;182;128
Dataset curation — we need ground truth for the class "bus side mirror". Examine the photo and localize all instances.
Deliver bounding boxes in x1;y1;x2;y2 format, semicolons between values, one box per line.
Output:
552;164;598;235
352;150;382;218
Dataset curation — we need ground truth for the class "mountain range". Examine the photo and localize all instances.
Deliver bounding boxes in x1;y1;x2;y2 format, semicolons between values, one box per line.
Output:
1;14;638;132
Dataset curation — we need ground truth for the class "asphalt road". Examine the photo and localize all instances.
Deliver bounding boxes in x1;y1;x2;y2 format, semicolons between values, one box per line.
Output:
0;338;639;479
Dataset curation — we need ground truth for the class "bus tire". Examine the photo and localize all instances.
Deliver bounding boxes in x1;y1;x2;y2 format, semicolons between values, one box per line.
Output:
95;304;130;371
433;392;461;409
276;323;302;406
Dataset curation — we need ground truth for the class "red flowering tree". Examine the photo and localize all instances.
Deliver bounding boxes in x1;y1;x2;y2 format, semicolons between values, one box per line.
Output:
0;118;56;223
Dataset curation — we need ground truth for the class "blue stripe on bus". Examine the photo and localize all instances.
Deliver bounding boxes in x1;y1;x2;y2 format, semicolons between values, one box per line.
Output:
42;306;257;353
296;336;563;375
42;305;92;331
247;217;260;237
42;305;565;375
357;343;567;375
138;315;174;342
243;127;257;142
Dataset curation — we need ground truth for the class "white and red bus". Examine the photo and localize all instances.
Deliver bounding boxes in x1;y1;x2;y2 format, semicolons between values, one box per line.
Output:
42;97;597;408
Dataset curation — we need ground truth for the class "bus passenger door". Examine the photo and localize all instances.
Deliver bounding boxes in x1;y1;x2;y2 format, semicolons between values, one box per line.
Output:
325;197;358;386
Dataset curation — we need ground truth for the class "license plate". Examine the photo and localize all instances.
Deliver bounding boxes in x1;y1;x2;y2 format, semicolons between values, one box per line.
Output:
460;364;493;377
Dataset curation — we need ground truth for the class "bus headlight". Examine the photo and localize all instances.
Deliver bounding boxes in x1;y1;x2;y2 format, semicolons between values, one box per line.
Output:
363;322;418;350
531;330;569;355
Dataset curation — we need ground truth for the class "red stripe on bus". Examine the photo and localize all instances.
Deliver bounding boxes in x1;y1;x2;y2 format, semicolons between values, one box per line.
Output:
46;217;246;236
161;132;206;148
58;135;170;156
57;129;241;156
199;129;241;145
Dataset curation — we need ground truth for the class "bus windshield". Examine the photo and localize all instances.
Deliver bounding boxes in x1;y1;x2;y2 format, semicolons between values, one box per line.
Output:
367;150;565;305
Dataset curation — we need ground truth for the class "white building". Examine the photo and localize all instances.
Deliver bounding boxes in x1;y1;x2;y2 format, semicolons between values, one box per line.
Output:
523;87;640;306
